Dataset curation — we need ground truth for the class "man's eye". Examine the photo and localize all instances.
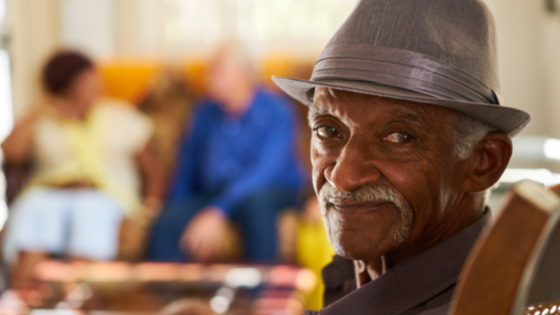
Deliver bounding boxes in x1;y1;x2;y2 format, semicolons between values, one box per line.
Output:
383;131;414;144
314;125;339;138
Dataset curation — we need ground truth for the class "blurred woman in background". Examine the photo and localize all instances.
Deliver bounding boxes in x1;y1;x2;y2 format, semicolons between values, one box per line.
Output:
1;50;163;287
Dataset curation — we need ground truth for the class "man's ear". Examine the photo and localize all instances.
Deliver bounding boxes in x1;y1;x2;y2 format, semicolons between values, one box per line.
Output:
462;132;512;193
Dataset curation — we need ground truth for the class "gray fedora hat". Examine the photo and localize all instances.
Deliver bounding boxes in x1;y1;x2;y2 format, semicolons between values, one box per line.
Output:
273;0;531;136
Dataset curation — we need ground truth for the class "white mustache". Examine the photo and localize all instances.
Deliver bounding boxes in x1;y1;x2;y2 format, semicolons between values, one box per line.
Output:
319;181;409;211
318;181;414;245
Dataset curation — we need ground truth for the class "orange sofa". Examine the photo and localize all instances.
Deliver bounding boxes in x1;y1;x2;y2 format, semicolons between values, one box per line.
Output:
97;54;314;105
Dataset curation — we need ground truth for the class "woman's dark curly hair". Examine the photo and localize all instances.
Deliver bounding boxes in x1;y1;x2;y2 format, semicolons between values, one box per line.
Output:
41;50;93;96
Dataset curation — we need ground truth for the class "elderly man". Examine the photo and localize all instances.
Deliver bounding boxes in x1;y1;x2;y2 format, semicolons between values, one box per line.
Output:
273;0;530;314
148;43;303;262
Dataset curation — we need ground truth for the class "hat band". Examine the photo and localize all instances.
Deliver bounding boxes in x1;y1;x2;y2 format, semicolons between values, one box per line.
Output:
311;45;501;105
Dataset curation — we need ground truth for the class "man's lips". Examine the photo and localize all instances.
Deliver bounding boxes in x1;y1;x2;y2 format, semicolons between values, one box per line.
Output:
327;199;393;215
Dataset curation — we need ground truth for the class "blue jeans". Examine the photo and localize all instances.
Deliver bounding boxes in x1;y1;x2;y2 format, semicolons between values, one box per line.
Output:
147;187;300;262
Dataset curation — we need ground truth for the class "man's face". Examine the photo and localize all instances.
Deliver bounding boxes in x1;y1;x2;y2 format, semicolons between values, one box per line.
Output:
206;48;249;112
310;88;468;261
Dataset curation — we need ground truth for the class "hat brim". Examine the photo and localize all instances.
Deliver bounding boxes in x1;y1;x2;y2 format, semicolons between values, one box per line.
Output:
272;76;531;136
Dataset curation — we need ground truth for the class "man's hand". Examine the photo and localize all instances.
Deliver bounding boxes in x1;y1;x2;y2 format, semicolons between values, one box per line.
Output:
180;206;229;262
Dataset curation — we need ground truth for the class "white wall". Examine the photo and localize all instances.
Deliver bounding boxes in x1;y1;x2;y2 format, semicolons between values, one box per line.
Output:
58;0;357;59
59;0;115;58
540;15;560;138
7;0;60;117
0;0;12;142
483;0;560;138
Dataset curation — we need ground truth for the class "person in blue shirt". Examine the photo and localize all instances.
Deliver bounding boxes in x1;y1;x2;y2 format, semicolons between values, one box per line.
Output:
148;43;304;262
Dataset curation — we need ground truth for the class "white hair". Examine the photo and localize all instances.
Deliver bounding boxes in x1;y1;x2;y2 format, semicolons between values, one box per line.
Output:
450;112;498;205
450;111;496;160
215;40;256;74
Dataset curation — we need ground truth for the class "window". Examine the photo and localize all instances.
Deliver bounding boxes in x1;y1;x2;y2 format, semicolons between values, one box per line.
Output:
169;0;358;51
0;49;12;142
0;0;9;230
0;0;12;143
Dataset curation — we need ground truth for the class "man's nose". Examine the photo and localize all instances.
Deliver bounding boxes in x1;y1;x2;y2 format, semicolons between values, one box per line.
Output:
324;137;381;194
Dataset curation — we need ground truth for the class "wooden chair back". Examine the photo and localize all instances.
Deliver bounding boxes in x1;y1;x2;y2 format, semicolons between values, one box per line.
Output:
449;181;560;315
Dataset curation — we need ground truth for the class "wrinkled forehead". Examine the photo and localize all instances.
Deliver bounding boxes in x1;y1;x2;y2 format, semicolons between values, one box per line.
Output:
310;87;455;127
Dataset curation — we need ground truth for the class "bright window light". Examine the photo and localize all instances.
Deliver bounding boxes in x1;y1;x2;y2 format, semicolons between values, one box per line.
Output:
0;49;13;143
0;200;7;231
173;0;357;47
544;139;560;160
499;168;560;186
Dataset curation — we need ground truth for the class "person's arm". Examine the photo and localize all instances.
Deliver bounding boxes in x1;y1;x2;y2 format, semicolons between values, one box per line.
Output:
1;109;43;164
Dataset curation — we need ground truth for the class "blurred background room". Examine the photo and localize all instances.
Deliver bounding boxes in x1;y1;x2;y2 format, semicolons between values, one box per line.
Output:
1;0;560;314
